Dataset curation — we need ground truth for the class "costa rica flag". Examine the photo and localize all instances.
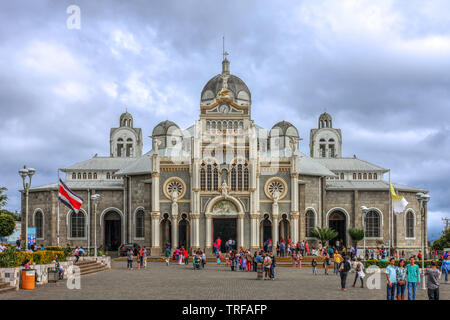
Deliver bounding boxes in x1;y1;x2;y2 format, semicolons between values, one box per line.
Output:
58;178;84;213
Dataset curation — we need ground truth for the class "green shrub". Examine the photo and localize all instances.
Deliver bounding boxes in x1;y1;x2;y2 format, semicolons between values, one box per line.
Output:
0;246;19;268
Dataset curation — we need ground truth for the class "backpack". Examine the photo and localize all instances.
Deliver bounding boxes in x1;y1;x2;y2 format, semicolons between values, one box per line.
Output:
343;261;351;272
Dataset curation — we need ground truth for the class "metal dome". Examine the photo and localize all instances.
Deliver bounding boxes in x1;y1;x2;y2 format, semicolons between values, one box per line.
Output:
270;121;299;137
152;120;181;137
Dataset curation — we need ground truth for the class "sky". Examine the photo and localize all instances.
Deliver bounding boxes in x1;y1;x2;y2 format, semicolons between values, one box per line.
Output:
0;0;449;238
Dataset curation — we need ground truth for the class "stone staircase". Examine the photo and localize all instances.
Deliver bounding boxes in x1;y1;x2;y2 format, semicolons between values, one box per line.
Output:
0;278;15;294
75;260;109;276
115;255;326;268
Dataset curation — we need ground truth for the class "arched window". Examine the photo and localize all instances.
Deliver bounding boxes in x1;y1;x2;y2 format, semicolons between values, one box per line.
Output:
35;211;43;239
83;173;87;179
72;173;76;179
206;121;210;130
305;210;315;237
363;173;367;180
93;173;97;179
106;172;111;179
406;211;415;238
365;210;381;237
213;164;219;191
353;173;356;180
340;173;344;180
237;164;243;191
231;164;237;191
135;210;145;238
78;173;81;179
88;173;92;179
358;173;362;180
71;211;85;238
244;163;249;191
206;164;212;191
374;173;378;179
368;173;372;179
200;163;206;191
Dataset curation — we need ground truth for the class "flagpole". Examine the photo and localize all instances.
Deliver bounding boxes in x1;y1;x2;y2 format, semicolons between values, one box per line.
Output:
57;169;60;247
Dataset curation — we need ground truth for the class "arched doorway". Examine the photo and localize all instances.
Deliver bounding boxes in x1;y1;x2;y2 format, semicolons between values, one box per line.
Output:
178;214;190;248
211;200;238;252
161;214;172;250
328;210;346;248
279;214;290;242
260;214;272;250
104;211;121;251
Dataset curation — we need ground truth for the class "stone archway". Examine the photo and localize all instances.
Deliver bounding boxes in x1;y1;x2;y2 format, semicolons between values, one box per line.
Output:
100;208;125;251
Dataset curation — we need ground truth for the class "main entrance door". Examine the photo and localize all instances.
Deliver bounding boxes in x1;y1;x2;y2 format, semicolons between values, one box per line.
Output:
328;211;346;248
104;211;121;251
213;218;236;252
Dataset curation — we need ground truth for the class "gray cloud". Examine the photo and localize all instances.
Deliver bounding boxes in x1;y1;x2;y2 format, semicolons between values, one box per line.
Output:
0;0;449;236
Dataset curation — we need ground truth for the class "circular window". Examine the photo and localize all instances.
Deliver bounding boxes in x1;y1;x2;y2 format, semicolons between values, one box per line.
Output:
264;178;287;200
163;177;186;200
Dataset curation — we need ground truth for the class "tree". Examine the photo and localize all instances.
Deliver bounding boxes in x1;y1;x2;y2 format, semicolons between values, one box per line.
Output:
348;228;365;249
432;229;450;251
0;214;15;238
0;187;7;208
311;227;338;247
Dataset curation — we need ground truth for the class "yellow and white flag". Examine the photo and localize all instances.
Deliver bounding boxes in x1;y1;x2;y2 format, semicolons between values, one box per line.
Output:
390;183;408;214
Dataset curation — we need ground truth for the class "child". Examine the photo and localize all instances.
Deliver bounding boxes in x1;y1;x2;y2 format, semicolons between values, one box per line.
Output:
312;259;318;275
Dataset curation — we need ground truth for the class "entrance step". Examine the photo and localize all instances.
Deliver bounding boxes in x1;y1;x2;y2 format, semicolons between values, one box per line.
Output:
0;279;15;294
74;261;109;276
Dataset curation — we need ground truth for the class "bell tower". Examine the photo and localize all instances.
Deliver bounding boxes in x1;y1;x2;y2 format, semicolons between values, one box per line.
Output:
310;112;342;158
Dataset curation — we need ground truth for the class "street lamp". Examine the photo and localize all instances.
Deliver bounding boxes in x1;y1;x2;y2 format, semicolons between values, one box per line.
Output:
361;206;369;261
19;165;35;250
416;192;430;290
91;194;102;258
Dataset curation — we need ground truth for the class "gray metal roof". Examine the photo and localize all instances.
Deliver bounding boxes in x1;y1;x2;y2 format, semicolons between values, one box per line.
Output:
313;157;388;172
29;180;124;192
63;156;136;171
326;180;427;192
115;152;153;176
297;152;336;177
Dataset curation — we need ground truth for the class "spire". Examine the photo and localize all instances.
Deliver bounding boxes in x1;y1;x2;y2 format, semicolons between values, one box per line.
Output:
222;36;230;75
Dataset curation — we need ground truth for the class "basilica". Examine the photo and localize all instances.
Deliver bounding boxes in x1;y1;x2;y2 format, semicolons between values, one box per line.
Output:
22;56;429;256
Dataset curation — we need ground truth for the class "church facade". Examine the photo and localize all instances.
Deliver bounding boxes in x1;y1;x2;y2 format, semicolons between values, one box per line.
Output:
21;57;429;256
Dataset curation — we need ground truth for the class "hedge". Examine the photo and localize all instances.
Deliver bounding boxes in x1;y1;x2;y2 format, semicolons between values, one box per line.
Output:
364;259;442;269
0;247;68;268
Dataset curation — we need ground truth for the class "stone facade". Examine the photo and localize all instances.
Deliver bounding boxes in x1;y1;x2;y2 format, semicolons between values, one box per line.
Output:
21;57;429;257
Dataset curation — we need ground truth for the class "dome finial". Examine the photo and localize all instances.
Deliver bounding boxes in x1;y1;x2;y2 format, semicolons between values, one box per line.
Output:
222;36;230;75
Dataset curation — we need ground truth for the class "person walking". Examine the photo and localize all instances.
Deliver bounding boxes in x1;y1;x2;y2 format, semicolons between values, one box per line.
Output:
138;247;144;269
386;258;397;300
164;246;171;266
441;255;450;283
263;253;272;280
269;252;276;280
184;247;189;265
352;257;365;288
127;248;133;270
253;251;258;272
339;256;351;291
426;260;441;300
407;256;421;300
396;259;407;300
324;252;330;275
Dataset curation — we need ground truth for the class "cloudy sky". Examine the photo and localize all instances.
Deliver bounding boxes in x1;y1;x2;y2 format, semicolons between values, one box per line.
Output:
1;0;449;237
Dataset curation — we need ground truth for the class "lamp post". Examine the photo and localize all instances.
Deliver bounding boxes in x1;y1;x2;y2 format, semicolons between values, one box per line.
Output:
416;192;430;290
361;206;368;261
91;194;102;258
19;165;35;250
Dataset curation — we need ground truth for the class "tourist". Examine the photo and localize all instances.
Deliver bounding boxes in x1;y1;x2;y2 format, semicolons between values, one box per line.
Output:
241;254;247;271
54;255;64;280
138;247;143;269
333;251;342;275
253;251;258;272
280;241;286;257
216;237;222;253
324;252;330;275
175;247;181;265
74;246;80;263
406;256;420;300
184;247;189;265
269;252;276;280
127;248;133;270
246;250;253;271
353;257;365;288
201;250;206;268
426;260;441;300
386;258;397;300
165;240;171;251
23;258;31;269
300;240;305;256
291;250;297;268
143;247;148;268
395;259;407;300
312;258;318;275
263;253;272;280
287;242;291;256
297;251;302;268
296;241;300;254
164;246;171;266
417;250;422;261
441;255;450;283
339;256;351;291
276;242;280;257
305;241;310;256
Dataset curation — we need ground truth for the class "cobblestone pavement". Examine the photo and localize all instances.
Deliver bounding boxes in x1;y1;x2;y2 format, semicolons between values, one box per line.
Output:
1;261;449;300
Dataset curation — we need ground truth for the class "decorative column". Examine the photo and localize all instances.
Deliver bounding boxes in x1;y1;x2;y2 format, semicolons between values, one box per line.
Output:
151;139;161;256
190;121;202;249
290;137;299;243
171;196;179;248
272;194;279;252
249;125;260;250
205;214;212;250
238;213;245;249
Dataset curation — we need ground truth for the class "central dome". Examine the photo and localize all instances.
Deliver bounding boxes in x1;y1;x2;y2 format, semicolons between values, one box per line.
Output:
200;58;251;104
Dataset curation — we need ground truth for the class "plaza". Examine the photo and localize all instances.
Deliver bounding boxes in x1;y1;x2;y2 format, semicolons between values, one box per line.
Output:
1;261;447;300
